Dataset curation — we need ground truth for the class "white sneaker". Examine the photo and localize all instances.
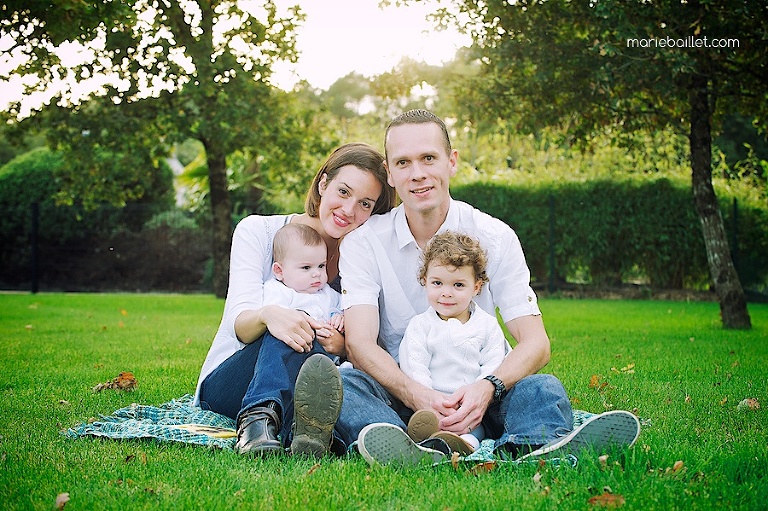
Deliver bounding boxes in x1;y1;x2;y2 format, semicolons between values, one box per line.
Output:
518;410;641;461
358;423;447;467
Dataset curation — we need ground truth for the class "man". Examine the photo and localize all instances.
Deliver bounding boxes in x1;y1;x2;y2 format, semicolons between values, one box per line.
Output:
300;109;639;464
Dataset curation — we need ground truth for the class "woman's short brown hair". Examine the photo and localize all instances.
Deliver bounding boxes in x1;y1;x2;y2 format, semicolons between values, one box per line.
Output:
305;143;396;218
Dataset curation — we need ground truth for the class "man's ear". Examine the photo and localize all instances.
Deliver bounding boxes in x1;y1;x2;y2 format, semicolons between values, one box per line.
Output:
272;262;284;281
449;148;459;177
384;162;395;188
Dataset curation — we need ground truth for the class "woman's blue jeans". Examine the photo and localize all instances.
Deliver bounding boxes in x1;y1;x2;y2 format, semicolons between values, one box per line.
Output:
335;367;573;451
198;331;331;446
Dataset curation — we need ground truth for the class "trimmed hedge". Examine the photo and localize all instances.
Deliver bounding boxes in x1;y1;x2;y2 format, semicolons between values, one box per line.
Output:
3;149;764;293
0;147;195;291
452;179;768;291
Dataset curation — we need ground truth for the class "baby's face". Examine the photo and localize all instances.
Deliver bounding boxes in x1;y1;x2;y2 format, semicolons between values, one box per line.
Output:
277;243;328;294
424;263;481;322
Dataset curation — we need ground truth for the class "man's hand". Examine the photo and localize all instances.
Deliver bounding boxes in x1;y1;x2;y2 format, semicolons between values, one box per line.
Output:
407;385;453;418
437;379;495;434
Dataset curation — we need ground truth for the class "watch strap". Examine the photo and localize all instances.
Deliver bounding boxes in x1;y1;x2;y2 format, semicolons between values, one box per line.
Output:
483;374;506;402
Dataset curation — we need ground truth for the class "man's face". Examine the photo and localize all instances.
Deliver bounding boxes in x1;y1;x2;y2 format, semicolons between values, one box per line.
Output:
385;122;457;216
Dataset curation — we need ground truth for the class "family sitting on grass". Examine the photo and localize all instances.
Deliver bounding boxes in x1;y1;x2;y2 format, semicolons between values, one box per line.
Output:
193;109;641;466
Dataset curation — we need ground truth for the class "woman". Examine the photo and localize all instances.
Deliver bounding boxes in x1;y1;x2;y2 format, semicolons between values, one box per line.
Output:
194;143;395;457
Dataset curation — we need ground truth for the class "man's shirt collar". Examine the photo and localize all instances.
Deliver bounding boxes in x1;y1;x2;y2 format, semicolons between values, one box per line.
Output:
394;199;459;250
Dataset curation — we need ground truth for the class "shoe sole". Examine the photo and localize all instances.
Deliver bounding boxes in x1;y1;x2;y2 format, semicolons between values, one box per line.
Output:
291;354;343;458
429;431;475;455
235;442;283;456
407;409;439;443
358;423;447;467
518;410;641;461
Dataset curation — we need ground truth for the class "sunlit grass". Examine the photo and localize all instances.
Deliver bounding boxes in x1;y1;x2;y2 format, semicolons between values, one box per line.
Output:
1;293;766;510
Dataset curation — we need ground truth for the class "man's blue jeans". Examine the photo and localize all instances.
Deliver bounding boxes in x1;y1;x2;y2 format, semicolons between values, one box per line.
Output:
198;331;330;445
335;367;573;450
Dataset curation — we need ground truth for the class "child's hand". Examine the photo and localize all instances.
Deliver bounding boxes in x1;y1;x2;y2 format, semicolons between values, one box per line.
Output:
329;313;344;333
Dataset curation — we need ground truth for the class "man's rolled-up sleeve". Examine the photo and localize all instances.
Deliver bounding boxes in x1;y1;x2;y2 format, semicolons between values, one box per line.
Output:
339;229;381;310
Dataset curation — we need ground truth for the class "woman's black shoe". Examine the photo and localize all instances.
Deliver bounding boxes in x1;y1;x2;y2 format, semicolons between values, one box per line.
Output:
234;402;282;456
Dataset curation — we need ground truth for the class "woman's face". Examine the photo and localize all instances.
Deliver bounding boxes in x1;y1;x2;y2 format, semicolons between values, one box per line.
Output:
318;165;383;239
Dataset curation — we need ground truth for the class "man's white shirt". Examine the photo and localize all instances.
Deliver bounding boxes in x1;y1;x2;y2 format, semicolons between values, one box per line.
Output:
339;199;540;362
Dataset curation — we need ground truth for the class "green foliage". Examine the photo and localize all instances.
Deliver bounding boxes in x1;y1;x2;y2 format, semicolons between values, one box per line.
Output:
174;89;341;218
2;1;308;296
1;294;766;510
452;178;767;291
0;148;93;282
84;211;210;292
438;0;767;139
0;147;175;287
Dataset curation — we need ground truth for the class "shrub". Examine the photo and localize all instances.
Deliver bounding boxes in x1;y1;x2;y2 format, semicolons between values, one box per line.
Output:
453;178;766;292
0;148;100;286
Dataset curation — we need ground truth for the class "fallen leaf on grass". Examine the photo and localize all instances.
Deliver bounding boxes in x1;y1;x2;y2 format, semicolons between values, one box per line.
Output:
588;492;625;508
92;372;137;392
589;375;608;390
469;461;497;475
611;363;635;374
450;451;460;469
55;493;70;510
672;460;685;472
737;398;760;411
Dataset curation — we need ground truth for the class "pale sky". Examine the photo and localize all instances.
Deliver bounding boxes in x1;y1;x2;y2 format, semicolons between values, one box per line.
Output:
271;0;470;90
0;1;469;116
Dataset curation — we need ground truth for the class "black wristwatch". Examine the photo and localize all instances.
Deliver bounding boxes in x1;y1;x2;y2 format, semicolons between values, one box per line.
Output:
483;374;507;402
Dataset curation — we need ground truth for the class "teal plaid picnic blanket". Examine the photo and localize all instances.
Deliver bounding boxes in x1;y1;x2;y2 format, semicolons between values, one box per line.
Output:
65;395;592;466
453;410;593;468
65;395;237;449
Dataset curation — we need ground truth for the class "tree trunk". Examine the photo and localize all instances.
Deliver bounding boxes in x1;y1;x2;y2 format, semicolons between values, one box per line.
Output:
207;147;232;299
688;75;751;329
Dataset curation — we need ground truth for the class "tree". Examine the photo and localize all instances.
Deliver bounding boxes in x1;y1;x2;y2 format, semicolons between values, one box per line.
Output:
423;0;767;328
1;0;303;297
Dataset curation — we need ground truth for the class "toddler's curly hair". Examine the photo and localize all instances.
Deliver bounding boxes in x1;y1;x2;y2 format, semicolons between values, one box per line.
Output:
418;231;489;290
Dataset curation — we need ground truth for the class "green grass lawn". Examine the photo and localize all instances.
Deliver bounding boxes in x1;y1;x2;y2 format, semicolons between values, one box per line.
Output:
1;293;766;510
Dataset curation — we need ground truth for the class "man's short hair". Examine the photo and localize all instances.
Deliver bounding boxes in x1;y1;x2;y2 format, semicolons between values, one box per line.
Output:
384;109;452;159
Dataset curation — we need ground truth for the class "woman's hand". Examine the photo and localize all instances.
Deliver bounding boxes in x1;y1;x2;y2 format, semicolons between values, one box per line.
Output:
260;305;320;353
315;324;346;357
